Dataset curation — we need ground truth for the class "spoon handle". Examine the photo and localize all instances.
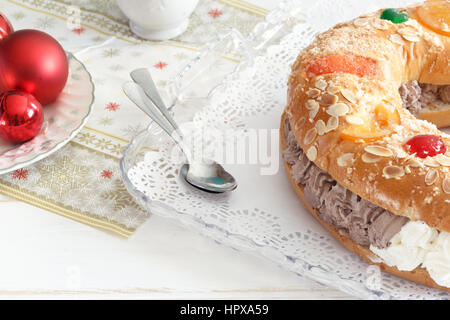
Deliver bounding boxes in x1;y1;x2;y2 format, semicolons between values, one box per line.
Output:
130;68;180;132
122;81;179;140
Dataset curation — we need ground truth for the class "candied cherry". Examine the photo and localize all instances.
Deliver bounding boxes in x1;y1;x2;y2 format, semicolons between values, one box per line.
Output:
380;8;409;24
416;0;450;36
405;135;447;158
306;54;379;78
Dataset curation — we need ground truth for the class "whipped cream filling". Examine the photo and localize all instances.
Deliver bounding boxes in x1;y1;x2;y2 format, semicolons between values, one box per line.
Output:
283;118;408;249
399;82;450;116
371;221;450;288
283;117;450;288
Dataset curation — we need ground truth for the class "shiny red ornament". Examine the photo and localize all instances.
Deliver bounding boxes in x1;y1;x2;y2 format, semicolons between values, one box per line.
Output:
405;134;447;158
0;91;43;143
0;29;68;105
0;12;13;41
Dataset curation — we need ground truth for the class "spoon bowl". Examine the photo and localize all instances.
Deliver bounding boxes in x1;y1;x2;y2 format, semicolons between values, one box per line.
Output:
181;162;237;193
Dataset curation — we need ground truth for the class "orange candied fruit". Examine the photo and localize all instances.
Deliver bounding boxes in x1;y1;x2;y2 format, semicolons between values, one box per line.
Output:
306;54;380;78
340;104;400;143
416;0;450;36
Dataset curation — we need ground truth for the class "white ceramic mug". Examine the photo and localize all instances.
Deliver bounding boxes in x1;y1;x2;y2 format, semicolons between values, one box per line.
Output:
116;0;199;40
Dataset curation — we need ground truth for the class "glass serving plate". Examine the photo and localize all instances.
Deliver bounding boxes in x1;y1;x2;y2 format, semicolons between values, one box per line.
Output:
120;0;450;299
0;53;94;174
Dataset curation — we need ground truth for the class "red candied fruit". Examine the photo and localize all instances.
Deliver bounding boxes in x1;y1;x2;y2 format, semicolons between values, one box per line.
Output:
306;54;379;78
405;135;447;158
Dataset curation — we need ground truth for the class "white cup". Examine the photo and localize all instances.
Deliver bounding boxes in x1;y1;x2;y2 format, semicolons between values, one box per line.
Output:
116;0;199;40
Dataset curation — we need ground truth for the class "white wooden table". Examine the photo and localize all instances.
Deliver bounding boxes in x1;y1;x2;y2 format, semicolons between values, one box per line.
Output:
0;0;354;300
0;194;353;299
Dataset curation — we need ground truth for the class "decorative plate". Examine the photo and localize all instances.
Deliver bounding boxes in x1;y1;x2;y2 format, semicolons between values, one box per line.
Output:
121;0;450;299
0;54;94;174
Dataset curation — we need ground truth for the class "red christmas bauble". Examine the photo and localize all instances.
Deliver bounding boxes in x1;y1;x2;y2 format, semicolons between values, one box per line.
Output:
0;91;43;143
0;29;68;105
0;12;13;41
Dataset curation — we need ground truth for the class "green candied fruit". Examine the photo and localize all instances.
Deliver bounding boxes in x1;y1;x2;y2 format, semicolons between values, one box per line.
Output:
380;8;409;24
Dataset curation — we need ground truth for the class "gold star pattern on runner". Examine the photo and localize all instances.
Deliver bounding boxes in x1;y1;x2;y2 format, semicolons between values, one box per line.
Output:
101;179;145;214
34;16;55;29
37;156;90;198
11;11;25;20
103;48;120;58
99;117;113;126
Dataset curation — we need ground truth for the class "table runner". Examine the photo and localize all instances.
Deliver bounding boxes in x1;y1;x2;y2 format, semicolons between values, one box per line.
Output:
0;0;267;237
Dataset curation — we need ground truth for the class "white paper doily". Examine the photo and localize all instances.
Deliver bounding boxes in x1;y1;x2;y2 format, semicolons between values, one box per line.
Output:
124;0;450;299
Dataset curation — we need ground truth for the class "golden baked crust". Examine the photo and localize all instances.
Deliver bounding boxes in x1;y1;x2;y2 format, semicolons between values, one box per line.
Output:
280;112;450;292
419;105;450;128
285;4;450;233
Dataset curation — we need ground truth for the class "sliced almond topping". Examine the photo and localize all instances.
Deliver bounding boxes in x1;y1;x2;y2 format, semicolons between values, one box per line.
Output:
424;157;440;168
361;152;381;163
304;127;317;145
326;116;339;132
353;18;369;27
326;103;349;117
320;93;338;106
407;158;422;168
345;115;364;125
402;34;420;42
395;149;408;159
294;117;306;130
390;34;406;45
383;166;405;179
315;79;327;90
306;99;319;110
340;89;356;104
405;165;411;174
309;104;319;120
398;26;419;37
327;85;340;94
425;169;438;186
306;88;320;98
364;145;393;157
306;146;317;161
436;155;450;167
337;153;355;167
371;18;389;30
403;18;420;27
443;175;450;194
315;120;326;136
